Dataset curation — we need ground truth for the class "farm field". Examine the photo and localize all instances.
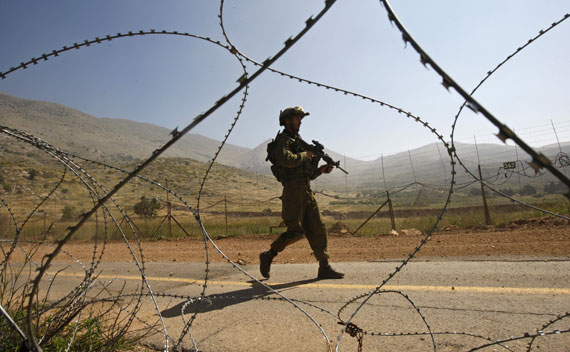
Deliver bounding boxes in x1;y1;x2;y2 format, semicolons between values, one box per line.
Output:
5;218;569;264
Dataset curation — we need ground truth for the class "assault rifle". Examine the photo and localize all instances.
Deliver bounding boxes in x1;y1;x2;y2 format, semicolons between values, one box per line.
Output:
297;137;349;174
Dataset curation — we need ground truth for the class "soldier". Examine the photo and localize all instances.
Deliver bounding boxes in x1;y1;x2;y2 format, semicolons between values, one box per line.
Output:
260;106;344;279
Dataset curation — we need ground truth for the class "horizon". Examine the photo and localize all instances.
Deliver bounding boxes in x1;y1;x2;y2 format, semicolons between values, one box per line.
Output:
2;89;569;163
1;1;569;160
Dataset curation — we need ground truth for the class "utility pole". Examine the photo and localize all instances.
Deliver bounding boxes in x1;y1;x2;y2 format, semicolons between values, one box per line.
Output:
381;154;388;192
344;155;349;200
407;150;418;185
254;163;261;211
551;119;568;177
408;150;422;206
436;142;447;184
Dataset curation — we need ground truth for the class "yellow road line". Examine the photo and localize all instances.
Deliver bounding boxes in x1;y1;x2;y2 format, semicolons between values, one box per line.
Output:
47;272;570;295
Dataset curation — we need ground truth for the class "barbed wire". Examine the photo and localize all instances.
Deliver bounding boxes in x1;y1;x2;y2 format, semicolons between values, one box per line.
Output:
1;1;340;350
440;6;570;222
378;0;570;195
214;11;570;345
555;152;570;168
1;1;569;351
218;7;461;347
2;117;331;350
469;327;570;352
526;312;570;351
334;0;570;348
0;126;169;350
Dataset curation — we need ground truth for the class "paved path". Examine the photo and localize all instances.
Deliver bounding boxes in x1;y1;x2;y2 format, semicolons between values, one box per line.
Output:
46;258;570;351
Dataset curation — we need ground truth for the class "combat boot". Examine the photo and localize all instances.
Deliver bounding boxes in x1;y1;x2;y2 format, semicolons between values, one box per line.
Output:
259;249;277;279
318;263;344;279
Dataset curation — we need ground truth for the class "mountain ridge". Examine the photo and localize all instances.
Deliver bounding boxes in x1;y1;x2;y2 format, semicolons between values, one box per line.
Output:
1;91;568;190
0;91;250;167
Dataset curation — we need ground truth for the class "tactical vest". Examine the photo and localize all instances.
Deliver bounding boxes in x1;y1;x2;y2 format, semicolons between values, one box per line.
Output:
266;130;318;183
266;131;283;182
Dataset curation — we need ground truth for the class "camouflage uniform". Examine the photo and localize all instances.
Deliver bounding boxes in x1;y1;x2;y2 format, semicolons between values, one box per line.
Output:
269;129;329;261
260;105;343;280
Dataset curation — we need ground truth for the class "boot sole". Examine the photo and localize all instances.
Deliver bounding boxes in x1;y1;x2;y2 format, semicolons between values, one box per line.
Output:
317;274;345;280
259;253;271;279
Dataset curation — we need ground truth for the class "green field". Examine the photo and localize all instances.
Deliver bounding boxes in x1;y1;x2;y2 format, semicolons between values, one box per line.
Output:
1;149;569;242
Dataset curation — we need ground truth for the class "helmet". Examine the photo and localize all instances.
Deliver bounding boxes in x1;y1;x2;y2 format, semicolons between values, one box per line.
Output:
279;106;310;126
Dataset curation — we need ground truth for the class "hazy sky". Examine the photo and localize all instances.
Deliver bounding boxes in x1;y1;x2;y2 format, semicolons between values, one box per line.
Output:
1;1;569;160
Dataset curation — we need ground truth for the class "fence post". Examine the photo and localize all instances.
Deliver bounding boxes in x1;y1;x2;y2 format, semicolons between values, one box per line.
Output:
514;144;523;202
478;165;492;225
387;191;396;231
166;179;172;237
224;195;228;234
474;136;491;226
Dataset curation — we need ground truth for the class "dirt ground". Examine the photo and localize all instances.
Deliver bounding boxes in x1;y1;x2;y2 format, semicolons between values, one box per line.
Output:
9;217;567;265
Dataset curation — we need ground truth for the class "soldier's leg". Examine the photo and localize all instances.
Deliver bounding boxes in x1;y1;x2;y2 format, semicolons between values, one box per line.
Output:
270;187;307;253
302;194;329;261
303;194;344;279
260;186;307;278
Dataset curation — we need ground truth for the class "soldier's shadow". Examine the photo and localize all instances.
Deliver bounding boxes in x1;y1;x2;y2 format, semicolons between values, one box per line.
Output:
161;278;320;318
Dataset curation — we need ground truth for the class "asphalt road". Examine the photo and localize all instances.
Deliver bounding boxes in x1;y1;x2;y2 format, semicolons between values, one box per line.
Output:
45;258;570;352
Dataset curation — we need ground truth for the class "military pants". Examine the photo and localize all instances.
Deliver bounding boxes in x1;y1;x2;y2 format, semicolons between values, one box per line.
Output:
271;180;329;261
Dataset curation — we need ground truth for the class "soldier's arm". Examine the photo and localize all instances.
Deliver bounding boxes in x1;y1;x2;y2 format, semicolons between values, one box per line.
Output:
308;164;333;180
308;167;322;180
274;137;308;168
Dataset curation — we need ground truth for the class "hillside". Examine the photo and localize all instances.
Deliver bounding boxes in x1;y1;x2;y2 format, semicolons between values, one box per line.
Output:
0;91;249;166
1;91;568;194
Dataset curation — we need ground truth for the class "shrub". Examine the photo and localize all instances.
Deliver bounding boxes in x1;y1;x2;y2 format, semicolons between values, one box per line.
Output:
27;169;39;180
544;181;567;195
0;308;26;351
61;205;76;220
0;308;133;352
133;196;160;218
499;188;514;197
520;184;537;196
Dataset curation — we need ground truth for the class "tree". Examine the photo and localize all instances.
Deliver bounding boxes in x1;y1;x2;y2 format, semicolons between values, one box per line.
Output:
469;188;481;196
0;174;10;193
544;181;567;195
61;205;76;221
27;169;39;180
499;188;514;197
133;196;161;218
520;184;537;196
